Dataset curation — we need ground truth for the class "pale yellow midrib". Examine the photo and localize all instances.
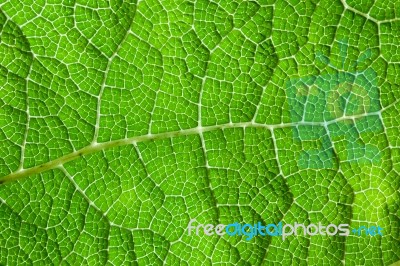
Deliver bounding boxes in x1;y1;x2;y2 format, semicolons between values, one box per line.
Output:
0;110;383;184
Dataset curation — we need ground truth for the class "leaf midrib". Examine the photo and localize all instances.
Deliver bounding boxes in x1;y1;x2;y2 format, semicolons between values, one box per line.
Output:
0;109;385;184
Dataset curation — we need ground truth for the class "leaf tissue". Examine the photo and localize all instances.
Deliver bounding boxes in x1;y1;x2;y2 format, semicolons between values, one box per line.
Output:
0;0;399;265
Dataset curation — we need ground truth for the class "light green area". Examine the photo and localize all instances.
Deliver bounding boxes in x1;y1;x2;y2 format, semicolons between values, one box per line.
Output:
0;0;399;265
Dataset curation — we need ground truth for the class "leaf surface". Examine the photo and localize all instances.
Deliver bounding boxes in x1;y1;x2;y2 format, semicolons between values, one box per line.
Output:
0;0;399;265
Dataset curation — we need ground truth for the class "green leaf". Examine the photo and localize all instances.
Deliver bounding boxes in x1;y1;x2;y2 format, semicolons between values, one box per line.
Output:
0;0;399;265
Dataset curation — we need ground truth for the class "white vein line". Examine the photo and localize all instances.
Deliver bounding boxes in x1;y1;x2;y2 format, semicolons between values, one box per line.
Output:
18;54;34;170
92;17;135;143
2;106;395;184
